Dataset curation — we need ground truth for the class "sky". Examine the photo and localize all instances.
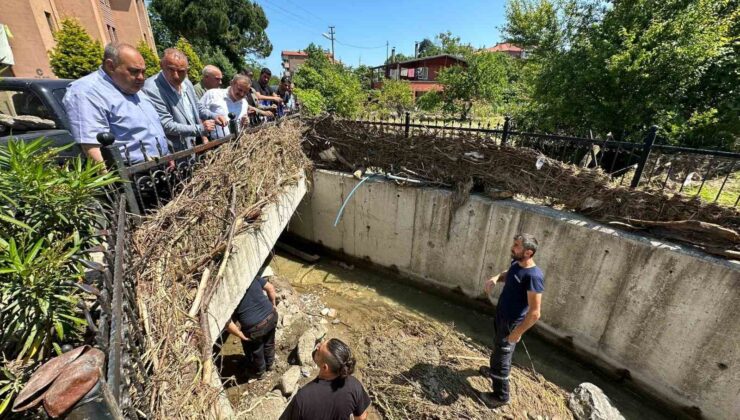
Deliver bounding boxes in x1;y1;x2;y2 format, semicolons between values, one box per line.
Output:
252;0;510;71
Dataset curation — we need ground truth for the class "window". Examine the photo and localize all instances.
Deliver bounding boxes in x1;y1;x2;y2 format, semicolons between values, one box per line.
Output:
416;67;429;80
0;89;57;132
44;12;56;34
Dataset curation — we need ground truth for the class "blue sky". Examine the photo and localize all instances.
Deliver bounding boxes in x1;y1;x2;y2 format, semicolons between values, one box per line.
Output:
253;0;509;71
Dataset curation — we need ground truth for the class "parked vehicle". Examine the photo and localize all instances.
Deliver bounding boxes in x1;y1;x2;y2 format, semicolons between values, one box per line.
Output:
0;78;81;157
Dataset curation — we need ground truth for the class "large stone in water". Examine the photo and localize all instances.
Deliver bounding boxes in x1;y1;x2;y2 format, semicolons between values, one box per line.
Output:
278;366;302;396
568;383;625;420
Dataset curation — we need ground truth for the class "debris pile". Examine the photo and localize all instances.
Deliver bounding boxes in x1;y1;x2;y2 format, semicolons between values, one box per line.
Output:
304;117;739;259
129;119;311;418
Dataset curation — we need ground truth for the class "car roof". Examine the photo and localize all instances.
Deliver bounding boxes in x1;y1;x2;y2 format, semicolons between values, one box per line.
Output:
0;78;73;90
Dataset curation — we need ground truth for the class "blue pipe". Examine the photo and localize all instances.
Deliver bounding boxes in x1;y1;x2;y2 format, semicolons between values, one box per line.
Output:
333;174;380;227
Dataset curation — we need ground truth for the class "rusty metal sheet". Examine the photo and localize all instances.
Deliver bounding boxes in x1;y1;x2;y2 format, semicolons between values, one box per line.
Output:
12;345;89;412
42;348;105;418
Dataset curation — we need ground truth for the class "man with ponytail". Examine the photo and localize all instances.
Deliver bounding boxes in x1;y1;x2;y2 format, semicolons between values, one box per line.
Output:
280;338;371;420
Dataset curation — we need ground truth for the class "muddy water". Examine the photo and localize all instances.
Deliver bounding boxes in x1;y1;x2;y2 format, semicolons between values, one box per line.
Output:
272;253;671;420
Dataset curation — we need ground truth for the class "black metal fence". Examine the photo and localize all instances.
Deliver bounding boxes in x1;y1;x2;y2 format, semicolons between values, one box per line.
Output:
354;113;740;207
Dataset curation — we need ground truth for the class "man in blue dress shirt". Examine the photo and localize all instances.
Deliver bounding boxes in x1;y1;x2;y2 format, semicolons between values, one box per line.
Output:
63;43;169;165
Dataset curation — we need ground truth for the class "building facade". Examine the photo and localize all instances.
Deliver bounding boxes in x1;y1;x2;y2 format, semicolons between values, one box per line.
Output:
0;0;156;78
370;54;467;98
281;49;335;77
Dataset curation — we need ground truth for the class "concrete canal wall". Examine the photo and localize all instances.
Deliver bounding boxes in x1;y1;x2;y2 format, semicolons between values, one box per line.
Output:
287;169;740;420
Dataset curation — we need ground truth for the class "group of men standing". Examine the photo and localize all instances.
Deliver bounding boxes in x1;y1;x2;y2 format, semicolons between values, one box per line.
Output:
62;42;297;165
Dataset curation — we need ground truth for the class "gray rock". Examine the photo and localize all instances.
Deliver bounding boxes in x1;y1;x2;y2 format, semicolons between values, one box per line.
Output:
568;383;625;420
277;366;302;396
297;330;317;366
244;392;286;420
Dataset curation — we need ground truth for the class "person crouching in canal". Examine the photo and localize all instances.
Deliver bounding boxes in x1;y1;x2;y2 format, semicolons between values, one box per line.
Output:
280;338;371;420
226;267;278;379
480;233;545;408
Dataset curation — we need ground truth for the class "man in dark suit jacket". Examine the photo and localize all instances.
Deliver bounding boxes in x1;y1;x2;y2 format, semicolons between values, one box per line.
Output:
142;48;228;152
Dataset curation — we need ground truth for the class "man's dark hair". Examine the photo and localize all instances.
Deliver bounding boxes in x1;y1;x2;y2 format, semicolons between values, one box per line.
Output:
324;338;356;379
514;233;539;256
260;67;272;76
280;76;291;84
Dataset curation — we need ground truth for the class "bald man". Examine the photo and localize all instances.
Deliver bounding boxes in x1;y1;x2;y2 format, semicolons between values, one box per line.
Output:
63;43;169;164
142;48;228;151
195;65;223;99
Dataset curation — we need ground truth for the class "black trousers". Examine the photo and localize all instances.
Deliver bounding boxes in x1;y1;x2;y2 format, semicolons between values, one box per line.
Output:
240;309;278;375
488;316;519;401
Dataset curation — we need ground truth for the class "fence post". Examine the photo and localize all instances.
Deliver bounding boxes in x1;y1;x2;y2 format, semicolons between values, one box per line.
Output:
630;125;658;188
501;115;511;146
97;133;142;215
404;111;411;138
228;112;238;136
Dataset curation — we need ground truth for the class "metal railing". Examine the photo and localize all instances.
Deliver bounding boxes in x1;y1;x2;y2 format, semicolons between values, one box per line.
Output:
65;112;301;418
353;113;740;207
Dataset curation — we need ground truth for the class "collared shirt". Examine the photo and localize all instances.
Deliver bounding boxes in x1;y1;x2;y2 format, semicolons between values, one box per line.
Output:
199;88;250;137
63;68;168;164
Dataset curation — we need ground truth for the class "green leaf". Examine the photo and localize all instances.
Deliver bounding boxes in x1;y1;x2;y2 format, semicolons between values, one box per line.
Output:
0;213;33;231
58;313;87;326
0;391;14;415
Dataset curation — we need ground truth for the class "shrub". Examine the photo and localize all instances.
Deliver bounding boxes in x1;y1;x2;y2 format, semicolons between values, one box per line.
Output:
378;80;414;117
137;40;160;78
48;18;103;79
0;139;118;414
295;88;326;116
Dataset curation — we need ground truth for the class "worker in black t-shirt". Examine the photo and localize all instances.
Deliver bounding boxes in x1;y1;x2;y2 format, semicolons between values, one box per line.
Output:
254;67;284;106
280;338;371;420
228;269;278;378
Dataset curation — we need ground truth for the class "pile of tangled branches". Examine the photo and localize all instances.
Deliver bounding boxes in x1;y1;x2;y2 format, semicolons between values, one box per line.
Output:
304;117;739;260
130;119;311;417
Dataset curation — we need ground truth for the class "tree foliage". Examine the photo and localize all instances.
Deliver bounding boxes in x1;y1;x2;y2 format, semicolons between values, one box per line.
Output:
174;37;203;83
437;52;512;119
293;44;366;118
48;18;103;79
377;80;414;117
503;0;738;149
136;40;160;78
150;0;272;72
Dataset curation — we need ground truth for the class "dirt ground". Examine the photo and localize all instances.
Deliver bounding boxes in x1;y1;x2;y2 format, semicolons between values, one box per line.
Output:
216;255;573;420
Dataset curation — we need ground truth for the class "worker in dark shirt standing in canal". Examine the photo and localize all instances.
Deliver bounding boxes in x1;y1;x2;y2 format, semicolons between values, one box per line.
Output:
280;338;371;420
481;233;545;408
229;267;278;378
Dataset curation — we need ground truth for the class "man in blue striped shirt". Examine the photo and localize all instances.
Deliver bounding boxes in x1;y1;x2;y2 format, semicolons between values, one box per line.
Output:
63;43;169;165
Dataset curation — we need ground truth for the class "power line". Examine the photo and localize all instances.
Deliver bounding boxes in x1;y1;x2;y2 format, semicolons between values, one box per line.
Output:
335;39;386;50
282;0;329;27
261;0;323;33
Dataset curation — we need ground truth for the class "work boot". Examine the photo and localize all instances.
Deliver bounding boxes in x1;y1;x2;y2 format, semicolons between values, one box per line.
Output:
478;391;509;409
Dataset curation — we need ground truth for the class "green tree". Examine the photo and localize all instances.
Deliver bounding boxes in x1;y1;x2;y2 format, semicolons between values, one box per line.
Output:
175;37;203;83
504;0;738;148
435;31;476;57
385;52;413;64
417;38;440;57
378;80;414;117
294;43;365;118
151;0;271;72
437;52;512;119
294;87;325;116
48;18;103;79
136;40;160;78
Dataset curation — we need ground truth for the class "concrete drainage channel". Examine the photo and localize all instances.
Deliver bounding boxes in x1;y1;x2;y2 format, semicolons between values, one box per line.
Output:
280;169;739;420
204;170;737;419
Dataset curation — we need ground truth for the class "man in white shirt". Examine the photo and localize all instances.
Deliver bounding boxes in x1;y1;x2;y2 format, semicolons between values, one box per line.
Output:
199;75;273;136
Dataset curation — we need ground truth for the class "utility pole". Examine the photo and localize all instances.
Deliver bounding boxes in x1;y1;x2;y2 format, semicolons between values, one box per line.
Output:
322;27;336;61
328;26;335;61
386;41;389;63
